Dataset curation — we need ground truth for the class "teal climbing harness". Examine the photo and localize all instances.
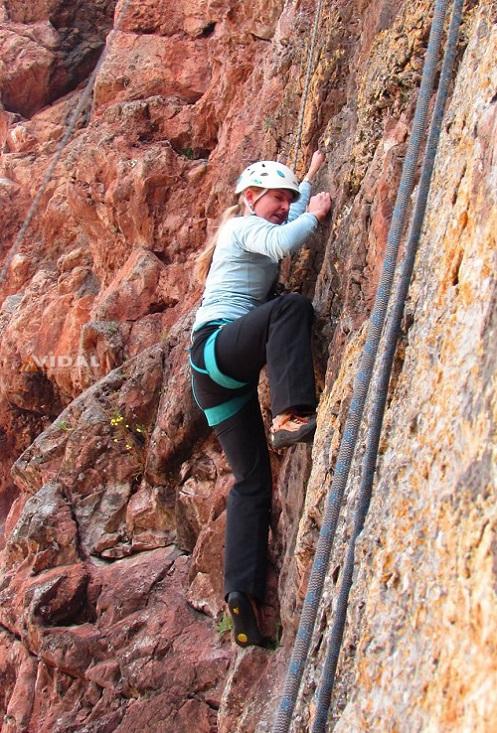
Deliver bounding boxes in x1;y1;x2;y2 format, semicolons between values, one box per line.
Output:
190;320;255;426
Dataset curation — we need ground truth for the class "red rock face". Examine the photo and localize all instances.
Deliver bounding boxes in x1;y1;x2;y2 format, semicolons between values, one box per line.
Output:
0;0;117;116
0;0;495;731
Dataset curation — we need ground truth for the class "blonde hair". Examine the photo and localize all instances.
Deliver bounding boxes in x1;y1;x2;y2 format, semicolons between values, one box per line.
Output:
195;187;264;285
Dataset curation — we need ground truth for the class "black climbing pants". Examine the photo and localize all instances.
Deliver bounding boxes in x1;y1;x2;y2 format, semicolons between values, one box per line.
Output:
190;293;316;602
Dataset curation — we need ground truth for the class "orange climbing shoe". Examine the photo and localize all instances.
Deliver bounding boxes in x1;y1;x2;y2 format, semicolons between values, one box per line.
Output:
227;592;265;648
270;413;317;449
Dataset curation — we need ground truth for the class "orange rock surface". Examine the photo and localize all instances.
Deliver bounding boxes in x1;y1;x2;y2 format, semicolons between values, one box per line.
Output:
0;0;495;731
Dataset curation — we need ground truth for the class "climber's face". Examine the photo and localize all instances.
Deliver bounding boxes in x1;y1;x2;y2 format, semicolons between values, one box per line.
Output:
245;188;294;224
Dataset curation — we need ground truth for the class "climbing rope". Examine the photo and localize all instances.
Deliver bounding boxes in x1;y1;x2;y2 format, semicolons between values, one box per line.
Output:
292;0;325;171
272;1;452;731
311;1;465;730
0;0;135;287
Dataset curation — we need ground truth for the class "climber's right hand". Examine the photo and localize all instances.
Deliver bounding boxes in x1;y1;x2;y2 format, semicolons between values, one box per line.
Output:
308;191;332;222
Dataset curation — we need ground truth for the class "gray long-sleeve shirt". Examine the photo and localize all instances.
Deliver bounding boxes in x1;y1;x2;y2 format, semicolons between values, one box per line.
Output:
192;181;318;332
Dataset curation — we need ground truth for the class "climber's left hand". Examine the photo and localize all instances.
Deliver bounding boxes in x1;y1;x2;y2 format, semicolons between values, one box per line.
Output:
304;150;326;183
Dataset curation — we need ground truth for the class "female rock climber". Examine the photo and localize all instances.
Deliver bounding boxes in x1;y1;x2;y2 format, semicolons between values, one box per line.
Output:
190;151;331;647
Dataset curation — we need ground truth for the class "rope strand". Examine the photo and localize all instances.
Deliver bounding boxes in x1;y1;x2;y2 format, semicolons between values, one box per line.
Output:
291;0;325;170
311;2;465;729
272;2;451;730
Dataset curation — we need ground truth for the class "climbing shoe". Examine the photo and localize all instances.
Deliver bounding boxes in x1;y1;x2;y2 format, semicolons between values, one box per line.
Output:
270;413;317;449
227;591;264;648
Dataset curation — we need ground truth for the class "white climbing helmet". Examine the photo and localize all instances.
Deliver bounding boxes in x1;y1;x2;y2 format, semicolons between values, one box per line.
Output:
235;161;300;200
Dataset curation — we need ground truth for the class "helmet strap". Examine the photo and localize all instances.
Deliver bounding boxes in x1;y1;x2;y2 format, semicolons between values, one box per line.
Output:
244;188;268;213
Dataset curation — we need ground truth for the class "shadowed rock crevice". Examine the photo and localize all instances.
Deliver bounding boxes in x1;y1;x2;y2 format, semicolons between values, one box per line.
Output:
1;0;118;117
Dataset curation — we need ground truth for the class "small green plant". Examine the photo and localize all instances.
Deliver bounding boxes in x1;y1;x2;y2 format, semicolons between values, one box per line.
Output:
263;116;276;131
216;612;233;636
109;412;125;428
105;321;120;336
109;414;145;483
109;411;148;462
134;423;147;439
265;624;282;651
180;147;195;160
55;419;72;432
